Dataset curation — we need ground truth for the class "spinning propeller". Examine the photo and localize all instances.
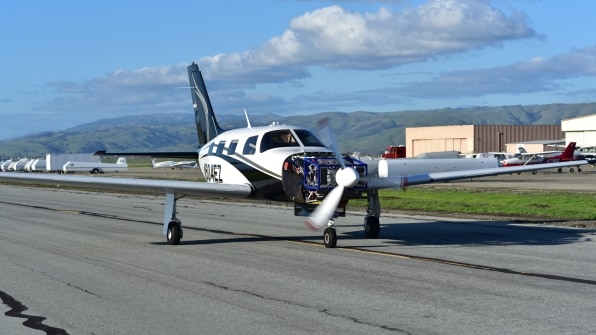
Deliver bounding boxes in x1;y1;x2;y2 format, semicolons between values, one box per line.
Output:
304;118;362;231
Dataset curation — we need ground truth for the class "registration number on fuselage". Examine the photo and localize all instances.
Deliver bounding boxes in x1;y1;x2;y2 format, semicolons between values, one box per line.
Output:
203;163;223;183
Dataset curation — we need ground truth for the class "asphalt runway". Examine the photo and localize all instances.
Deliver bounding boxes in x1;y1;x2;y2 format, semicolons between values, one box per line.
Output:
1;185;596;334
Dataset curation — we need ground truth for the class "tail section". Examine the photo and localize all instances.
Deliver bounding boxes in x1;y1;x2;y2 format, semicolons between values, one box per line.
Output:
188;62;223;146
561;142;577;160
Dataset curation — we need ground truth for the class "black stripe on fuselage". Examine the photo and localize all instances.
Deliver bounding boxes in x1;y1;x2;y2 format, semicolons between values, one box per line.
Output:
201;151;289;201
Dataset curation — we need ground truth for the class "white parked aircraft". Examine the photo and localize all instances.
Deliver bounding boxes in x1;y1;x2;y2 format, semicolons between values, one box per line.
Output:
151;159;197;169
0;63;587;248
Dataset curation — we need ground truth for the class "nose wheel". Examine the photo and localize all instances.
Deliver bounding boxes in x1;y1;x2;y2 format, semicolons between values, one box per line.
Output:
323;220;337;248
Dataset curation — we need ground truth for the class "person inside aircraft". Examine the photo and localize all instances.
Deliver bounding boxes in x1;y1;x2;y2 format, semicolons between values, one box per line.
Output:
260;130;299;152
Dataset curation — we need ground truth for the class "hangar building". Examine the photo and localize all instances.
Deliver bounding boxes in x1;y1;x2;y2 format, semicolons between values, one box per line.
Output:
561;114;596;148
405;125;563;158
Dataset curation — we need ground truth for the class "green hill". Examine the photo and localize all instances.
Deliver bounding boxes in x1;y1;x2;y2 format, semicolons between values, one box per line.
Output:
2;102;596;158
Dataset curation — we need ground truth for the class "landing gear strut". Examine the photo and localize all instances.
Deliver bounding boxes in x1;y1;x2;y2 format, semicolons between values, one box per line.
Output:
364;189;381;239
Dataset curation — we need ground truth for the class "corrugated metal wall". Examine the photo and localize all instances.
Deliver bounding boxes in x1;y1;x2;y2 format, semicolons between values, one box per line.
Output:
473;125;563;153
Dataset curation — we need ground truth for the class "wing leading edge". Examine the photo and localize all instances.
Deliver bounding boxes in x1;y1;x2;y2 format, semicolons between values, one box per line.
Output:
0;172;252;197
366;160;588;189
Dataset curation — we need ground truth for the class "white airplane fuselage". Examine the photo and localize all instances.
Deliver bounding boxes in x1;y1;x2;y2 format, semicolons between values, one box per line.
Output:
197;124;335;201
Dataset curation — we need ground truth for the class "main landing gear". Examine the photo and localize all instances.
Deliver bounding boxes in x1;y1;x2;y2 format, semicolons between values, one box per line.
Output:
163;193;184;245
166;219;183;245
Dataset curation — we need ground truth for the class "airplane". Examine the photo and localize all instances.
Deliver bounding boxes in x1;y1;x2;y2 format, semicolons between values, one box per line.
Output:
151;159;197;169
0;62;587;248
501;142;585;173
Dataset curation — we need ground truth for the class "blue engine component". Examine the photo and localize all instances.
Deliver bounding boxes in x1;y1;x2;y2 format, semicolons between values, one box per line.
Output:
281;153;368;207
302;155;367;193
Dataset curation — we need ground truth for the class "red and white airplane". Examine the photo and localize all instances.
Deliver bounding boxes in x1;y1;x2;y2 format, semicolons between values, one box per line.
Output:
0;63;587;248
501;142;585;172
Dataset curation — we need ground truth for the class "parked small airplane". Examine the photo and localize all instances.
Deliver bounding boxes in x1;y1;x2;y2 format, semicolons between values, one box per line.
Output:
0;63;587;248
151;159;197;169
501;142;584;172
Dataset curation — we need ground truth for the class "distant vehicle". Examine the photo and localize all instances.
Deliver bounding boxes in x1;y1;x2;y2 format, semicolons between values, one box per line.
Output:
46;153;101;172
63;157;128;174
501;142;583;172
381;145;406;159
151;159;197;169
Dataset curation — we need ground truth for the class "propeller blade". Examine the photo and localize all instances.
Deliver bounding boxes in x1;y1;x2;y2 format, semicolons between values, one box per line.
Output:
316;117;345;168
304;185;345;231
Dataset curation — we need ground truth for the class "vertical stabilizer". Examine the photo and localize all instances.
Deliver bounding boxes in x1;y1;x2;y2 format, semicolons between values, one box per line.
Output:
188;62;223;146
561;142;576;159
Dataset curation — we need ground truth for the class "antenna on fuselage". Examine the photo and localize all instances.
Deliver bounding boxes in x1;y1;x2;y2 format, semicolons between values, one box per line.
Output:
244;108;252;129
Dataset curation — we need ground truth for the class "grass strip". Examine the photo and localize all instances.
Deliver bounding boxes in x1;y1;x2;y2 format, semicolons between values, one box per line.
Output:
349;188;596;221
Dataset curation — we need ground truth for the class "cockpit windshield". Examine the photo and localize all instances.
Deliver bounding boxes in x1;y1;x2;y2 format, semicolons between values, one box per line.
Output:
260;130;300;152
293;129;325;147
259;129;327;152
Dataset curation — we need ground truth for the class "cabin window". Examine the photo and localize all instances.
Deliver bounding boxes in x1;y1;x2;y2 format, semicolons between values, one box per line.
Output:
260;130;299;152
228;140;238;155
216;141;226;155
208;142;215;153
243;136;258;155
294;129;325;147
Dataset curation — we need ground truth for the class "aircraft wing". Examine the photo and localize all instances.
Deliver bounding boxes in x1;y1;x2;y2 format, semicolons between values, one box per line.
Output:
367;160;589;189
0;172;251;197
169;161;197;168
94;150;199;159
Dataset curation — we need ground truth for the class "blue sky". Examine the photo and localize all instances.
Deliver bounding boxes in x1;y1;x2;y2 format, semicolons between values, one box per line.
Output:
1;0;596;140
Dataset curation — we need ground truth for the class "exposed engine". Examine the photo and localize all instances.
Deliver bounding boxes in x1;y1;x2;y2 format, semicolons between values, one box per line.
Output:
281;152;368;206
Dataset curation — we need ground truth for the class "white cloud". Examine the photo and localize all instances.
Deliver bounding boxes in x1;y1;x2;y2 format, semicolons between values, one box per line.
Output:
200;0;536;80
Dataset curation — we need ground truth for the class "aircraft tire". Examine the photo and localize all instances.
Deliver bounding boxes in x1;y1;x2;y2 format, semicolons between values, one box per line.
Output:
570;168;575;173
323;227;337;248
166;221;182;245
364;216;380;239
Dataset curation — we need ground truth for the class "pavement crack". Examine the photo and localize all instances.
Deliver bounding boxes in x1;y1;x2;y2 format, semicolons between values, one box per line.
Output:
204;281;410;333
0;289;69;335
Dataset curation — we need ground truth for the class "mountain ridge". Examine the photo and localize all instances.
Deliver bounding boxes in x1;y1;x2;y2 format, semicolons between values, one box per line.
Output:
2;102;596;158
